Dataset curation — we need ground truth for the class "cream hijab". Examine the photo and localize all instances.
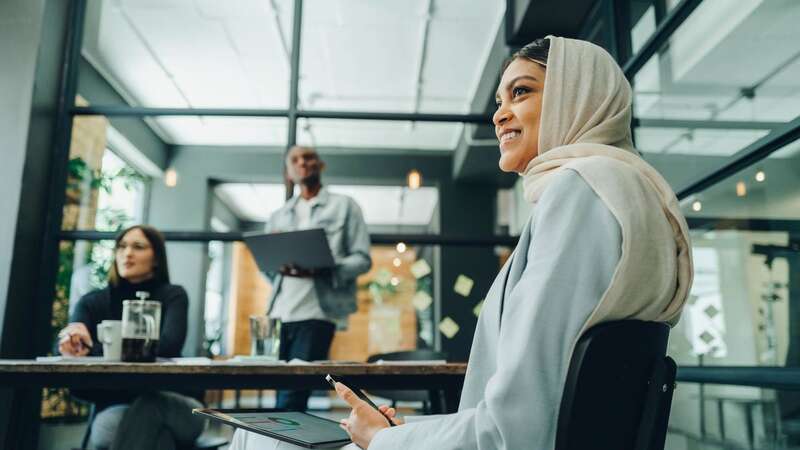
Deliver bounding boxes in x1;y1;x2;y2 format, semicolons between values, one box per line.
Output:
521;36;693;329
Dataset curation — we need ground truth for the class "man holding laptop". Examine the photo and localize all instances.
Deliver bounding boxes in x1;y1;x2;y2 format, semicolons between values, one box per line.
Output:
264;145;372;411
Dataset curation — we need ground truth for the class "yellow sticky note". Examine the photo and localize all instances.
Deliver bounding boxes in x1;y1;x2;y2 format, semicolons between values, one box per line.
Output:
473;300;484;317
439;317;460;339
453;274;474;297
374;269;392;285
410;259;432;279
412;291;433;311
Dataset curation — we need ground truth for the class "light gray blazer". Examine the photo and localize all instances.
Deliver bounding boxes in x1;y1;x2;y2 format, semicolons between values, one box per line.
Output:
370;169;623;449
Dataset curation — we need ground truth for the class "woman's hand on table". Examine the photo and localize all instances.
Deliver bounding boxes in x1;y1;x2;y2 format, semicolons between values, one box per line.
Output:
57;322;93;356
335;382;403;448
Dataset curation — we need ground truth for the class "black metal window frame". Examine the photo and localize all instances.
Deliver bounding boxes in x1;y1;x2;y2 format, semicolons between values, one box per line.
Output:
42;0;800;389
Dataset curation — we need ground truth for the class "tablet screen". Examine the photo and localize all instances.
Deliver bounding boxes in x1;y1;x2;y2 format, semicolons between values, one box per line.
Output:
196;409;351;448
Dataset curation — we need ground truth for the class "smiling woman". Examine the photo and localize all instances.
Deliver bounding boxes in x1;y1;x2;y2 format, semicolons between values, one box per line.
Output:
228;36;694;450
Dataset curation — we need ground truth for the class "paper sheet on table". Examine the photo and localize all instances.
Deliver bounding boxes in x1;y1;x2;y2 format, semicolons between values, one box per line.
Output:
169;357;212;365
373;360;447;365
35;356;108;363
226;356;287;365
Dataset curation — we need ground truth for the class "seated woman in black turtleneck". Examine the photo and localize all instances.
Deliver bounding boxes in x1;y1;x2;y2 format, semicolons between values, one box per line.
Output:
57;225;205;450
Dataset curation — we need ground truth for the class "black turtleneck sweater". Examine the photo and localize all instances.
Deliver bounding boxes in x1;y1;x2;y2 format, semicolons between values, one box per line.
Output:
71;278;189;359
69;279;190;409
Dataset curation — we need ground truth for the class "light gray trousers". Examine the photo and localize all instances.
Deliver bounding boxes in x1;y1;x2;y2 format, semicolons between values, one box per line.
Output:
88;391;206;450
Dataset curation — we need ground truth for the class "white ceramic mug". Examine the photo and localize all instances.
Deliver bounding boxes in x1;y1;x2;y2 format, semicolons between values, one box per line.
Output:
97;320;122;361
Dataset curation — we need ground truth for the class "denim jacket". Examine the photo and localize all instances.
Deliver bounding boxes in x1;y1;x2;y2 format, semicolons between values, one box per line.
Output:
264;188;372;329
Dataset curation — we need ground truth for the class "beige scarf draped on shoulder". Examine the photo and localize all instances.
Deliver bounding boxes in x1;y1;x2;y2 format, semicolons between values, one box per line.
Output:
522;36;693;331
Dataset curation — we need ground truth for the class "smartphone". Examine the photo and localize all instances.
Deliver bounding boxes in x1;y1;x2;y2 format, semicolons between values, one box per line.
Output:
325;374;396;427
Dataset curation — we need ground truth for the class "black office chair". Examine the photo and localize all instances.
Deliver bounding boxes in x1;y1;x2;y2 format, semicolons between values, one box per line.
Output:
555;320;677;450
366;349;448;414
77;403;229;450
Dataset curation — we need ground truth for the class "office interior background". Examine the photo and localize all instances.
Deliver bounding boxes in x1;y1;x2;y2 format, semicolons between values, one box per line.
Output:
2;0;800;448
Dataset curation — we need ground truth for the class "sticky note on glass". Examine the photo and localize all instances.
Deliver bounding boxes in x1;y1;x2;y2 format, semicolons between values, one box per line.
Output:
473;300;484;317
412;291;433;311
374;269;392;285
453;274;474;297
439;317;460;339
410;259;432;279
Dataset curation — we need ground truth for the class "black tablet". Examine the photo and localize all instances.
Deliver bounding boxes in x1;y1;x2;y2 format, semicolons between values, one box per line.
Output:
193;408;351;449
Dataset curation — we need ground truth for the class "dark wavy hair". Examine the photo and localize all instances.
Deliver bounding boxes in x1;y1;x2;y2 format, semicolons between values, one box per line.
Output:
502;38;550;73
108;225;170;286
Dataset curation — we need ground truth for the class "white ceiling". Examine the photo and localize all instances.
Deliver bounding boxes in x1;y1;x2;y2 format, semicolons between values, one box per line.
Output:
633;0;800;156
82;0;504;149
214;183;439;225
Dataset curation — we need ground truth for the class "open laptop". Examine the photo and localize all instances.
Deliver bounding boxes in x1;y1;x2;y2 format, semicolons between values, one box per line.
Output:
243;229;335;273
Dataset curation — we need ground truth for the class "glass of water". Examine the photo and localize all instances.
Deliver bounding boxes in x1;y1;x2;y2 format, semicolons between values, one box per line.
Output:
249;316;281;360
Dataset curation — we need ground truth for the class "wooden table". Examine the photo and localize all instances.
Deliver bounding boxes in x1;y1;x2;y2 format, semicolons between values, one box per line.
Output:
0;360;465;389
0;359;467;411
0;360;467;448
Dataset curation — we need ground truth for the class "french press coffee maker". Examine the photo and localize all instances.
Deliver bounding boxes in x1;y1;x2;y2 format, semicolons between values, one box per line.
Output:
121;291;161;362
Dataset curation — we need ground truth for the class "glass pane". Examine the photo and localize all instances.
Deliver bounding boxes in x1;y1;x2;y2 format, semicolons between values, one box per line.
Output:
153;116;288;146
214;183;439;226
64;114;149;232
204;239;231;357
299;0;504;114
297;118;463;150
636;126;770;156
81;0;293;108
632;1;800;124
681;148;800;221
637;125;772;189
667;136;800;370
668;385;791;449
219;240;452;360
628;0;681;54
334;245;433;359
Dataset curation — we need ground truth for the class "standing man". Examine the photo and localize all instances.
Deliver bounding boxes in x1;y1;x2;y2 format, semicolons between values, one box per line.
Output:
265;145;372;411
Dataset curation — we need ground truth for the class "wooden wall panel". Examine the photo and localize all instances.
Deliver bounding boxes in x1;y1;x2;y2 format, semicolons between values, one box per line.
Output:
227;242;270;355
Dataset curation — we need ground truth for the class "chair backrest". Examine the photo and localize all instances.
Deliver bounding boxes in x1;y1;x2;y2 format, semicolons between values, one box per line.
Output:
555;320;677;450
366;350;448;403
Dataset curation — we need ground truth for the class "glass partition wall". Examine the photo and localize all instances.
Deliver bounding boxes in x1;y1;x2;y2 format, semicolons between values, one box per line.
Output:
29;1;800;447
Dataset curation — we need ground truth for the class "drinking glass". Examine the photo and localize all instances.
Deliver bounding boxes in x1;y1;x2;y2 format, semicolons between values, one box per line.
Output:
249;316;281;360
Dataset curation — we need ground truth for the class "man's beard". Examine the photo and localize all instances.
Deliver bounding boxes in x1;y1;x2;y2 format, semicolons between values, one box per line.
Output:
300;172;321;186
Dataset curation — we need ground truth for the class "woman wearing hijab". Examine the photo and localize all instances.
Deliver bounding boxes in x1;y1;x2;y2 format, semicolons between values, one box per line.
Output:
231;35;693;450
58;225;206;450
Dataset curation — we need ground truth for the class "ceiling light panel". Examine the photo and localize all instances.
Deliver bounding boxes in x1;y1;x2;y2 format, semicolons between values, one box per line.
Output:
297;118;462;150
299;0;504;114
83;0;291;109
155;117;288;146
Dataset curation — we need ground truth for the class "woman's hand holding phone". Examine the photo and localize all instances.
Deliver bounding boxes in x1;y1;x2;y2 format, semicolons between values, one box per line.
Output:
327;374;402;449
